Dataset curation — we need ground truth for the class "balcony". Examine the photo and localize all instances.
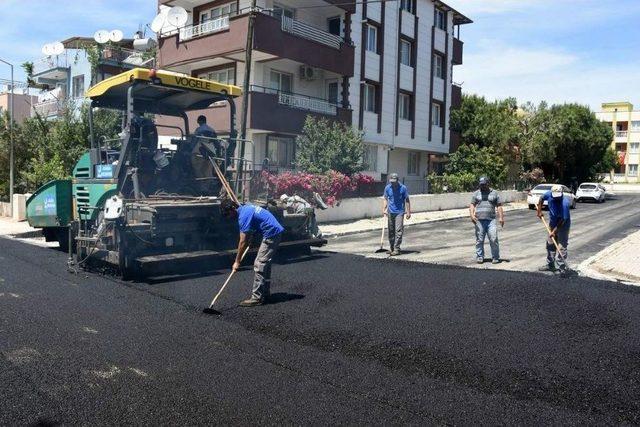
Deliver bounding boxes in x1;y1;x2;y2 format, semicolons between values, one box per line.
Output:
616;131;629;140
249;86;351;134
451;84;462;109
33;54;69;81
452;38;464;65
33;99;65;118
158;11;354;76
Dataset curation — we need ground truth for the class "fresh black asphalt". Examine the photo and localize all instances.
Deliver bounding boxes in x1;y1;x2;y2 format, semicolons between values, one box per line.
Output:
2;232;640;424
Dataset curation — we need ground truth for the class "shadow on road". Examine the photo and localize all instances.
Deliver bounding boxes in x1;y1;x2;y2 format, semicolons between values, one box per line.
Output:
266;292;305;305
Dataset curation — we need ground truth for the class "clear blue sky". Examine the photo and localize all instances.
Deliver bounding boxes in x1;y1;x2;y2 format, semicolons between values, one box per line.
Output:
0;0;637;110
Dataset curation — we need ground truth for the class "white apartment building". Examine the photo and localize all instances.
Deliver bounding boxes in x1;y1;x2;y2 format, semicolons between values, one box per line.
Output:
157;0;471;192
596;102;640;183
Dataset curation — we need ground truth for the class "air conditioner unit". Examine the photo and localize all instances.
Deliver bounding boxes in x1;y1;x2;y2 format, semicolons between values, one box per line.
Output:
299;65;320;81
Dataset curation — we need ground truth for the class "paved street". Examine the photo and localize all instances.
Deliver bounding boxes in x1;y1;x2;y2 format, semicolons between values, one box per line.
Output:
3;228;640;424
326;194;640;272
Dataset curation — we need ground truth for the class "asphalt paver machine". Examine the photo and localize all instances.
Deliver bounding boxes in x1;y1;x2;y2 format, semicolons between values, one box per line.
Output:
26;68;325;278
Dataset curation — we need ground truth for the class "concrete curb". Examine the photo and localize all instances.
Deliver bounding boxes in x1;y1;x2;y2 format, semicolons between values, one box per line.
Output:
577;230;640;286
322;203;529;238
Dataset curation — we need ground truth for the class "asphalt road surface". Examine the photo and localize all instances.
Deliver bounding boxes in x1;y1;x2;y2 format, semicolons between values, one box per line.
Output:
327;194;640;272
3;229;640;424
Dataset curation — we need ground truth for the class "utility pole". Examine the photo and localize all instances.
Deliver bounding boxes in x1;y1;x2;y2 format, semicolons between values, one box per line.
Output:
0;58;14;214
237;0;256;196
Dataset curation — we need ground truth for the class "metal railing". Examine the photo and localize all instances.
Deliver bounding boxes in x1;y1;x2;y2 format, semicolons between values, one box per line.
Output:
33;99;64;117
179;16;230;41
250;85;338;115
281;15;342;50
101;47;153;67
616;131;628;138
33;53;69;75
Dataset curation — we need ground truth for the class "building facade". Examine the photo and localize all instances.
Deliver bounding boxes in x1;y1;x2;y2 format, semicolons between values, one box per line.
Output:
0;90;37;124
30;37;148;119
596;102;640;183
156;0;470;192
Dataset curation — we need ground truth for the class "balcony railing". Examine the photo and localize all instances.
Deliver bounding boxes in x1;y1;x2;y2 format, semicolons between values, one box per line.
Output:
33;54;69;75
281;15;342;50
33;99;64;117
250;85;338;115
101;47;153;67
179;16;230;41
616;131;628;138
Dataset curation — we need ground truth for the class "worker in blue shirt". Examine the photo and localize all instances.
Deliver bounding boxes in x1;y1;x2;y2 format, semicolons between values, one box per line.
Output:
221;199;285;307
382;173;411;256
536;184;571;274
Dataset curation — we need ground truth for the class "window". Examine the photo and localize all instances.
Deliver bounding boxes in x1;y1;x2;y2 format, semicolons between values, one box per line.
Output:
365;24;378;53
629;164;638;177
434;54;444;79
72;75;85;98
400;0;413;13
408;151;420;176
327;81;339;104
269;70;292;93
435;9;446;30
267;135;296;168
201;2;237;22
432;103;442;127
363;144;378;171
400;39;412;66
200;67;235;85
274;3;294;19
364;83;377;113
630;142;640;153
632;121;640;131
398;93;411;120
327;16;341;36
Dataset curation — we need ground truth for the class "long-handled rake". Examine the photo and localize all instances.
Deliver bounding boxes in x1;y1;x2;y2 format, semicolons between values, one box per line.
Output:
203;246;251;315
540;216;573;275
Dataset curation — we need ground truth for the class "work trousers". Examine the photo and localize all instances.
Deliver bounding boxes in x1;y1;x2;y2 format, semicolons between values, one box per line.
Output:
252;234;281;301
388;213;404;251
546;225;570;270
475;219;500;261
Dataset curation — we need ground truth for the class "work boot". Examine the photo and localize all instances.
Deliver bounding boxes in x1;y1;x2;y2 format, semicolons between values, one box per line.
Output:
391;249;401;256
476;257;484;264
538;263;556;272
492;259;501;264
239;298;263;307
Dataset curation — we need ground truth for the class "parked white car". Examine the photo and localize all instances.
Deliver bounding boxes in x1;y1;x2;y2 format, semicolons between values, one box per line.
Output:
527;184;577;210
576;182;606;203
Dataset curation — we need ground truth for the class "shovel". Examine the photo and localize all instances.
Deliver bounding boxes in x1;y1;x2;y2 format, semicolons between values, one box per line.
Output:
540;216;573;275
375;216;388;253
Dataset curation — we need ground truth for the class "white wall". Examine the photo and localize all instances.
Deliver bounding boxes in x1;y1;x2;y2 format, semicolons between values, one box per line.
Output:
317;191;526;223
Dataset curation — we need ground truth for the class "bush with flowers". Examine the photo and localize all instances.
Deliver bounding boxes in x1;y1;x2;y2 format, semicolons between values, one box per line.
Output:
260;170;375;207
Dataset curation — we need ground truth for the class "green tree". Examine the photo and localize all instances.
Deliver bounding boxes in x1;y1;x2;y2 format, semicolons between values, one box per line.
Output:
295;116;365;175
520;103;613;182
444;144;508;188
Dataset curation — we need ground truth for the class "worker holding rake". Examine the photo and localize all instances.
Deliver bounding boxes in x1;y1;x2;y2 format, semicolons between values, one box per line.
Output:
537;184;571;276
221;199;284;307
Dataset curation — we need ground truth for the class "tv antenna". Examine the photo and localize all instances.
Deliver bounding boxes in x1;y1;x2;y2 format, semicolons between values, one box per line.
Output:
93;30;110;44
109;29;124;43
166;6;188;27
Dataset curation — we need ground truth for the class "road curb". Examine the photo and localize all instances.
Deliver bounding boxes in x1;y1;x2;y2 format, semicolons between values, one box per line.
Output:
577;230;640;286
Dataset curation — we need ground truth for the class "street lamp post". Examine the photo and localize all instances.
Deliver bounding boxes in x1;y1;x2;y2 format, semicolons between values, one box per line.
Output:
0;58;14;214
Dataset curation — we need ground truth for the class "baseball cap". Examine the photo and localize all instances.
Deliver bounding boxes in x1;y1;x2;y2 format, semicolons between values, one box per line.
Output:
478;176;489;185
551;184;563;198
389;173;399;183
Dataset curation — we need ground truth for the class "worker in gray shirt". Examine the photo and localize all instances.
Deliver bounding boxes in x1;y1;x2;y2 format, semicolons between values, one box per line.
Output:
469;176;504;264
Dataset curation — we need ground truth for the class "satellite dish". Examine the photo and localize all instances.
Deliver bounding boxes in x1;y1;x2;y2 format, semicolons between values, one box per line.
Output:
41;44;53;56
51;42;65;55
94;30;110;44
109;29;124;42
167;6;188;27
150;12;167;33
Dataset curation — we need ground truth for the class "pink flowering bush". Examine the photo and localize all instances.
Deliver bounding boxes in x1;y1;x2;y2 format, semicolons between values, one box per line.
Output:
260;170;375;207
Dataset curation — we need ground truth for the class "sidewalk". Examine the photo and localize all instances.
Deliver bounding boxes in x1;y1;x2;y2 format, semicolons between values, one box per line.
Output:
579;229;640;285
320;201;528;237
0;218;38;237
